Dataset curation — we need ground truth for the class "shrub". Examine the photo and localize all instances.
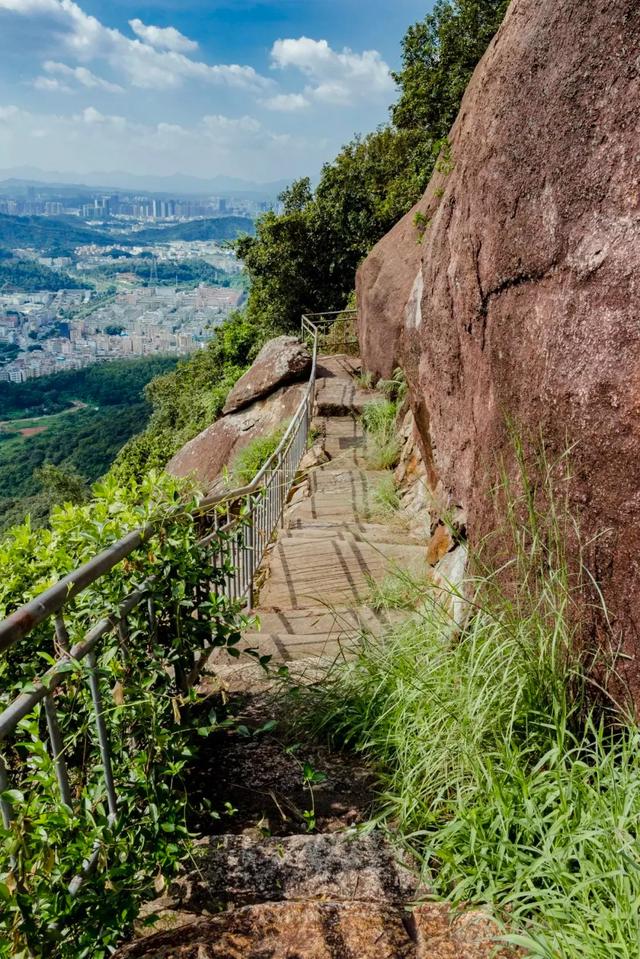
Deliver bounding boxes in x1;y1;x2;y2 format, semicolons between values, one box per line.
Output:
231;426;286;486
0;471;249;957
361;400;401;470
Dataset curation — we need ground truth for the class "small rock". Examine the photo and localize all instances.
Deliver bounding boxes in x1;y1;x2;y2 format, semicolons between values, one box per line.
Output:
426;524;454;565
300;443;330;471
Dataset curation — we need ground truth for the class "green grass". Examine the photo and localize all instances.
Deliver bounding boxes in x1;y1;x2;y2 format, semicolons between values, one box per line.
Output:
361;399;401;470
231;425;286;485
373;474;401;515
376;368;407;405
289;441;640;958
355;370;374;390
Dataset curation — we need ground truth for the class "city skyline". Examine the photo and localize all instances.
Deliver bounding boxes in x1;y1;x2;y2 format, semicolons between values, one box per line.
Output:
0;0;434;182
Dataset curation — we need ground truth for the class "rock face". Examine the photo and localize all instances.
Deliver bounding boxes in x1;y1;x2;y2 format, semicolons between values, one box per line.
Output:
357;0;640;703
222;335;311;415
166;383;303;489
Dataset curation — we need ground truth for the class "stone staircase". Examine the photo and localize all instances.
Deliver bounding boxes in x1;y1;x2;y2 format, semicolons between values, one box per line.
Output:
116;355;517;959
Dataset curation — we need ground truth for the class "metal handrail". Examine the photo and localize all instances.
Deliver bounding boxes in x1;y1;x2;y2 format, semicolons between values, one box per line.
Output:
0;309;355;909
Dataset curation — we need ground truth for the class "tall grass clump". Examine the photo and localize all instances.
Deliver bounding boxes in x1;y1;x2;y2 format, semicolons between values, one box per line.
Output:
231;425;285;485
361;399;401;470
292;440;640;958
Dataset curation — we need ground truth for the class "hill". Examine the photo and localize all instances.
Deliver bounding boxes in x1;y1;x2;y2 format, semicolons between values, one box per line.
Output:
0;213;109;254
0;258;91;292
132;216;254;243
0;213;255;256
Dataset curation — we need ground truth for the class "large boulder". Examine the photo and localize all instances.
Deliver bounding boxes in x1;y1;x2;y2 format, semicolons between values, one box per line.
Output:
222;336;311;415
167;383;304;489
357;0;640;702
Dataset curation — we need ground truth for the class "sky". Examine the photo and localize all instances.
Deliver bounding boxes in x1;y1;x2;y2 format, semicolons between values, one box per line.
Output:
0;0;434;184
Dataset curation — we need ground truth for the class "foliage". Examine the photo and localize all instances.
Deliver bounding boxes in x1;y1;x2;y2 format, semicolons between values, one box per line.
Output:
290;442;640;958
231;426;285;486
236;0;509;334
0;214;109;256
0;355;178;418
0;343;19;366
90;257;231;287
376;368;408;404
0;471;250;957
0;214;253;259
131;216;254;244
0;359;179;532
0;259;91;292
0;405;153;531
372;473;401;516
392;0;510;139
361;399;401;470
33;461;88;507
112;311;265;482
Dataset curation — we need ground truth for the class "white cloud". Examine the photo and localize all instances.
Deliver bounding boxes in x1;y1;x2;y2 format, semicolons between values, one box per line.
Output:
41;60;123;92
129;18;198;54
0;105;21;120
0;0;271;92
270;36;394;105
33;75;71;92
261;92;309;112
0;102;315;179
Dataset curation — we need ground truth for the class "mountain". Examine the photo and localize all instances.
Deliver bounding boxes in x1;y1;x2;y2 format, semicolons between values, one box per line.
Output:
0;168;291;199
0;213;111;253
0;213;254;253
132;217;254;243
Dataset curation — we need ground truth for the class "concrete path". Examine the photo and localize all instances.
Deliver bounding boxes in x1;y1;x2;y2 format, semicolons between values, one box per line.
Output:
247;354;428;665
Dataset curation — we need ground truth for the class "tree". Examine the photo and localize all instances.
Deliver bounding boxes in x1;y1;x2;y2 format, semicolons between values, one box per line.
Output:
237;0;510;335
34;462;88;507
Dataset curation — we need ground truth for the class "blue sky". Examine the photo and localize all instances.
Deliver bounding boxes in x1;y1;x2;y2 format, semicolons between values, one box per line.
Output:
0;0;434;183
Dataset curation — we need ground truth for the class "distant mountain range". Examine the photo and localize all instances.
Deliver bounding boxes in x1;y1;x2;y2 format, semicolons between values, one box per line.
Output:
0;167;291;199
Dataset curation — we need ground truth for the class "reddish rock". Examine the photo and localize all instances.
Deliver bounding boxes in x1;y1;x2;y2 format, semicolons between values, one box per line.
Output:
114;901;415;958
357;0;640;705
427;524;454;566
223;336;311;415
166;383;304;489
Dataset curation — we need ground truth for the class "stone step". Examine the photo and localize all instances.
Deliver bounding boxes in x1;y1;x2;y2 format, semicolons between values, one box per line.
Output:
120;901;416;958
169;832;416;911
258;536;429;609
120;900;516;959
316;353;362;380
308;467;384;492
313;415;364;437
282;520;422;546
287;492;378;524
314;377;372;416
250;605;406;637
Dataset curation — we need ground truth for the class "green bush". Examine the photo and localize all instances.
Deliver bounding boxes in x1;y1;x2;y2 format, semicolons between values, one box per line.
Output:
231;426;285;486
0;471;249;957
